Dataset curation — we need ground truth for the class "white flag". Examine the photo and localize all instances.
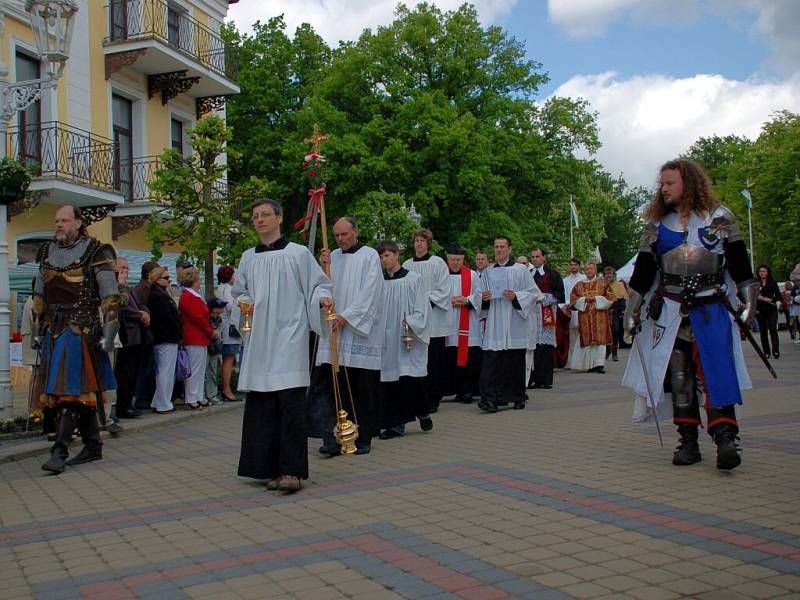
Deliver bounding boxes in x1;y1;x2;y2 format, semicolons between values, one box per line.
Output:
570;200;580;228
740;189;752;208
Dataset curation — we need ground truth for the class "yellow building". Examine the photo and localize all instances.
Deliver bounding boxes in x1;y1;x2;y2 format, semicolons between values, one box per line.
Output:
1;0;239;327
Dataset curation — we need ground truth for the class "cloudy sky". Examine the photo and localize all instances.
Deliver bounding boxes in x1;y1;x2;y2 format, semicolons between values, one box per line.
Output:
227;0;800;189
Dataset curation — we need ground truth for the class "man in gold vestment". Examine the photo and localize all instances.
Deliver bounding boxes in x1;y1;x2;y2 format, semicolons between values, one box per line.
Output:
568;262;615;373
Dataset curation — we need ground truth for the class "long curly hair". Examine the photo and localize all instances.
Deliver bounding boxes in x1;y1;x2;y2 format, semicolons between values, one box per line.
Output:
642;159;718;221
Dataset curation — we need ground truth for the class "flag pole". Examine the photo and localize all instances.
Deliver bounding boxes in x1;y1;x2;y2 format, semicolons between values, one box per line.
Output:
741;185;754;273
569;195;574;259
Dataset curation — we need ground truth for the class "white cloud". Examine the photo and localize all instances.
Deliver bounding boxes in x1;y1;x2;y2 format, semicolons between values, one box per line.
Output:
551;71;800;188
227;1;517;44
548;0;800;70
547;0;697;38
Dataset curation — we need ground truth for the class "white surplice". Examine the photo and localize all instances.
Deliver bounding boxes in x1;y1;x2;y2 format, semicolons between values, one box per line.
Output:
317;245;385;371
561;273;587;329
380;269;430;382
481;262;542;351
233;242;332;392
402;255;452;337
444;269;483;347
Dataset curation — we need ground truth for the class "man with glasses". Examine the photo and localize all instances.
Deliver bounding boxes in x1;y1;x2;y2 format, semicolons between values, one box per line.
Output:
234;199;333;492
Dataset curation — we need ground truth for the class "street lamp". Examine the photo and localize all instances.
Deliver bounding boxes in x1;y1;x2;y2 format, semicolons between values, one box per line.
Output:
407;202;421;225
0;0;78;418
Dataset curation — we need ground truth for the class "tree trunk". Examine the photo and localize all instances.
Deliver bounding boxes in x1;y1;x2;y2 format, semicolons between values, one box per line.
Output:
203;181;215;298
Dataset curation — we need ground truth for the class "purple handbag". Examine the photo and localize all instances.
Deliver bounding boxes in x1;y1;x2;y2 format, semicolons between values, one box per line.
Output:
175;346;192;381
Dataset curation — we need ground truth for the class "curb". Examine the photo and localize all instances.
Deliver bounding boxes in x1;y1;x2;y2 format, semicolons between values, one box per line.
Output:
0;401;244;465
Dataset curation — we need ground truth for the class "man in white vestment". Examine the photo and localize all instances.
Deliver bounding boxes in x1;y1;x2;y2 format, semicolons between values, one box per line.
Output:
318;217;385;455
478;236;541;412
376;241;432;439
233;199;333;493
443;244;483;403
402;228;451;413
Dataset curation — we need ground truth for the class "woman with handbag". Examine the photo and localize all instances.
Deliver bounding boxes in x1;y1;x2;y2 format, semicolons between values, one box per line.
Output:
215;266;242;401
179;267;213;409
148;267;183;413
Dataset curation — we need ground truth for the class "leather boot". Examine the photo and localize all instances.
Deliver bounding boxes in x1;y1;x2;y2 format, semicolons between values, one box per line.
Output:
672;424;702;465
712;423;741;470
42;408;77;474
66;408;103;466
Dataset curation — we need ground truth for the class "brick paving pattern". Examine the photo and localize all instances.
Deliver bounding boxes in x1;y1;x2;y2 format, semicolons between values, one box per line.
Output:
1;342;799;599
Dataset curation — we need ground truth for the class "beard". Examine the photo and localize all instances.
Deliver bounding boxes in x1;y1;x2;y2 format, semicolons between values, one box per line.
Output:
55;230;78;245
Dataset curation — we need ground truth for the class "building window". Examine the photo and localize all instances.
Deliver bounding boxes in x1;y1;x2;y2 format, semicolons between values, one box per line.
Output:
109;0;128;41
17;238;49;265
171;118;183;155
15;52;41;165
112;94;134;200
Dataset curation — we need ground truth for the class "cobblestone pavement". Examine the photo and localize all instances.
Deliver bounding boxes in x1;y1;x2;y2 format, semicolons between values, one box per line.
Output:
1;340;799;600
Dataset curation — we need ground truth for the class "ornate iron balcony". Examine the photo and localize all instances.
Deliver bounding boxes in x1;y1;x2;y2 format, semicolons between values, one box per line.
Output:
6;122;117;191
105;0;238;82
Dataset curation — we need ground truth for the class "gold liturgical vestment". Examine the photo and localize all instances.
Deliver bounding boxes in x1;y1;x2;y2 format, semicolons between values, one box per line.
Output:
571;277;616;347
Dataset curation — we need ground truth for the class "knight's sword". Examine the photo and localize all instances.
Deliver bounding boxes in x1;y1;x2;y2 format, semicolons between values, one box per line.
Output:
632;330;664;448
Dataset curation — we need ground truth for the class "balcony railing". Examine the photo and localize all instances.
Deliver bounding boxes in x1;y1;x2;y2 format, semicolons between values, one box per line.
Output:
122;156;232;204
119;155;161;202
6;122;117;192
105;0;238;82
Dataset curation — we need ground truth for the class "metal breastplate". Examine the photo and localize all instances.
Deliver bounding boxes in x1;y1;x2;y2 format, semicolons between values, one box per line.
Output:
659;243;723;295
40;239;102;331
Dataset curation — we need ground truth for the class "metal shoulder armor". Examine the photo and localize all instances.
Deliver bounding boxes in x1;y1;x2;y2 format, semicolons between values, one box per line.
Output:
709;204;744;243
638;221;658;253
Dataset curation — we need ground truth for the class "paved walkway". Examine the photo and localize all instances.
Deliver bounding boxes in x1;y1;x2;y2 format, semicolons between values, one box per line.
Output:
1;339;799;599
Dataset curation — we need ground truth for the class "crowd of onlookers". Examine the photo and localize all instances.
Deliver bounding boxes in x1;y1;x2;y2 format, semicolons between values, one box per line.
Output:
111;257;243;419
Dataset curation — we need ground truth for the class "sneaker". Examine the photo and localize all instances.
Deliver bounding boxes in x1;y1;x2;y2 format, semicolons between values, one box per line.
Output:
208;397;224;405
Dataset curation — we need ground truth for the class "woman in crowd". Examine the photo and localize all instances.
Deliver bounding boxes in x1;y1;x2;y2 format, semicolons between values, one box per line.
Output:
148;266;183;413
756;264;782;359
179;267;213;409
215;265;241;401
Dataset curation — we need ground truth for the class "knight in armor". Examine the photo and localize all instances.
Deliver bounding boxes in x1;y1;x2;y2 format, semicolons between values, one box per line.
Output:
622;159;758;470
31;206;121;474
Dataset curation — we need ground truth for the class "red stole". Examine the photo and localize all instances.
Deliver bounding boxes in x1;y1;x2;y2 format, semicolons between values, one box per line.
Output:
535;270;556;330
457;267;471;367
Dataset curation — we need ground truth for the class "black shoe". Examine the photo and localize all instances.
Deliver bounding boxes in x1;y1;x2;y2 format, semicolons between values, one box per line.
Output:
593;366;606;374
612;354;619;362
513;402;526;410
773;352;780;359
318;445;340;457
540;384;552;389
713;424;741;470
672;424;702;466
65;446;103;467
461;394;474;404
117;409;138;419
531;382;544;389
478;400;498;413
41;453;66;474
354;446;371;455
419;417;433;432
379;429;403;440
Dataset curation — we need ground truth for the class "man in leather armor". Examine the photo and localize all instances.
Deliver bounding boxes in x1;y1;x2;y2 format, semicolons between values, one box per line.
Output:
31;205;121;474
622;159;758;470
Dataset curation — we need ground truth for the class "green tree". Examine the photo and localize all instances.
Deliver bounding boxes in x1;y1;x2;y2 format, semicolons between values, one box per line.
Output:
147;116;269;296
225;3;642;265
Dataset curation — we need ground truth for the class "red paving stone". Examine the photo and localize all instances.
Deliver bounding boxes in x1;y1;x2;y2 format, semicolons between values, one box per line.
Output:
122;572;165;587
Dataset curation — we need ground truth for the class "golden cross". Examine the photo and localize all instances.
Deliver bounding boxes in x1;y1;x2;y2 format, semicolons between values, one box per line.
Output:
304;124;329;154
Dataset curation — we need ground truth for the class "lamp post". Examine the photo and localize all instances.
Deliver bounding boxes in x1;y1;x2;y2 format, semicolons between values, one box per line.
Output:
0;0;78;418
407;202;421;225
